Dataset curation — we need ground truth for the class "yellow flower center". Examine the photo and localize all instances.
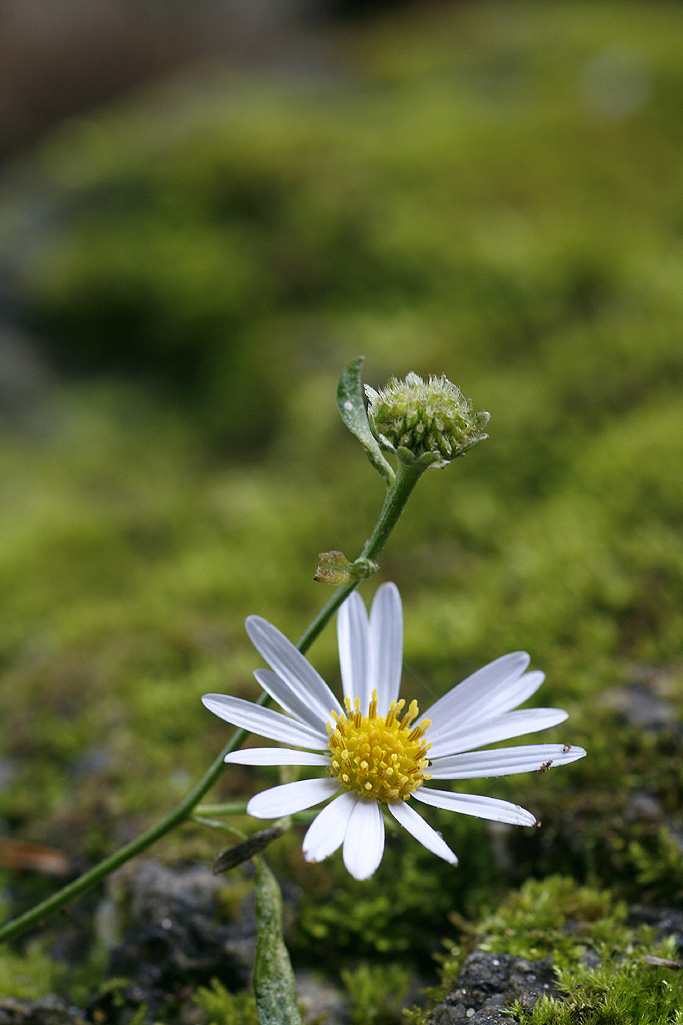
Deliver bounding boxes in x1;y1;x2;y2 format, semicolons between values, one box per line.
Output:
326;690;431;802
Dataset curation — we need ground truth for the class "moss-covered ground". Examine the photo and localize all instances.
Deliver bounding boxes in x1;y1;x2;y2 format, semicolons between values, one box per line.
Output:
1;1;683;1020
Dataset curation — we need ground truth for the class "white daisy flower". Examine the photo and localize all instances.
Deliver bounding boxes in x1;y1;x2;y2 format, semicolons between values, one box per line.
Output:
202;584;586;881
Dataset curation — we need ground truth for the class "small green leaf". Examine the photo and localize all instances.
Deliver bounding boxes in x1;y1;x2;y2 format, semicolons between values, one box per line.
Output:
314;551;379;585
337;357;395;485
253;857;303;1025
314;550;353;585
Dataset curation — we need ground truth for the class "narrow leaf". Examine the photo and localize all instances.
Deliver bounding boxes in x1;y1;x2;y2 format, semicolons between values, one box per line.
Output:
337;357;395;484
253;857;303;1025
213;827;283;874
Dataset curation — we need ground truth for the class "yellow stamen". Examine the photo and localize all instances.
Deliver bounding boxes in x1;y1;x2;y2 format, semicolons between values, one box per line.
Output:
327;688;431;803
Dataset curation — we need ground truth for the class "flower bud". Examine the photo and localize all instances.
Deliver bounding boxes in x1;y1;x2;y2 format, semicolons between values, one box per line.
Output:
365;373;490;467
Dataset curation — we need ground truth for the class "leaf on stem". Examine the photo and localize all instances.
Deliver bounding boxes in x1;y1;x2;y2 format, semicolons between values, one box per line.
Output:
337;357;395;485
314;551;380;585
253;857;304;1025
213;827;283;874
314;551;353;585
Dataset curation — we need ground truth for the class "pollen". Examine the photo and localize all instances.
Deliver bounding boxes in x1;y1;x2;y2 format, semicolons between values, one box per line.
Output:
326;690;431;802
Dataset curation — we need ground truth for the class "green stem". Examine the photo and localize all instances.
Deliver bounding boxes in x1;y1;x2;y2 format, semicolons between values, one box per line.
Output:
361;460;425;562
296;460;425;653
0;459;425;946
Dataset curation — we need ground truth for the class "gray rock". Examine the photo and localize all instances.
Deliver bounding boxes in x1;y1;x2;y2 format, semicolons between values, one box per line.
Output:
579;948;602;970
296;972;348;1025
627;905;683;951
600;679;679;733
624;791;663;823
0;329;55;435
0;757;17;792
0;997;88;1025
90;859;261;1022
426;951;557;1025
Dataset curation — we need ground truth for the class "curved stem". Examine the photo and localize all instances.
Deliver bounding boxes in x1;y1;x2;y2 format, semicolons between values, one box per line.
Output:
0;459;425;945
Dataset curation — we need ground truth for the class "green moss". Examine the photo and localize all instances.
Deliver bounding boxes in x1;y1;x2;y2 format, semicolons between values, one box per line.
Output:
341;963;411;1025
517;933;683;1024
193;979;258;1025
0;940;65;999
476;877;628;966
416;877;683;1025
1;0;683;987
519;950;683;1024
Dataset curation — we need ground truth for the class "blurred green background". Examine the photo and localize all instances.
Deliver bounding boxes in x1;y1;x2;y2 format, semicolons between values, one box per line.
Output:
1;0;683;1000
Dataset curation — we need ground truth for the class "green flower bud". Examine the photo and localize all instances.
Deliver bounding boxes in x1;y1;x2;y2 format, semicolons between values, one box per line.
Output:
365;373;490;468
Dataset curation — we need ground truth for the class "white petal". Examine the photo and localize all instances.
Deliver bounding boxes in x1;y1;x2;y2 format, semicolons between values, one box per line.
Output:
246;616;343;723
247;777;340;818
254;669;331;732
425;670;547;745
225;748;331;766
429;743;587;779
368;583;403;714
202;694;328;749
418;652;530;732
343;799;386;880
427;708;569;758
303;792;358;863
492;670;546;715
389;800;458;865
413;787;538;826
337;591;369;705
